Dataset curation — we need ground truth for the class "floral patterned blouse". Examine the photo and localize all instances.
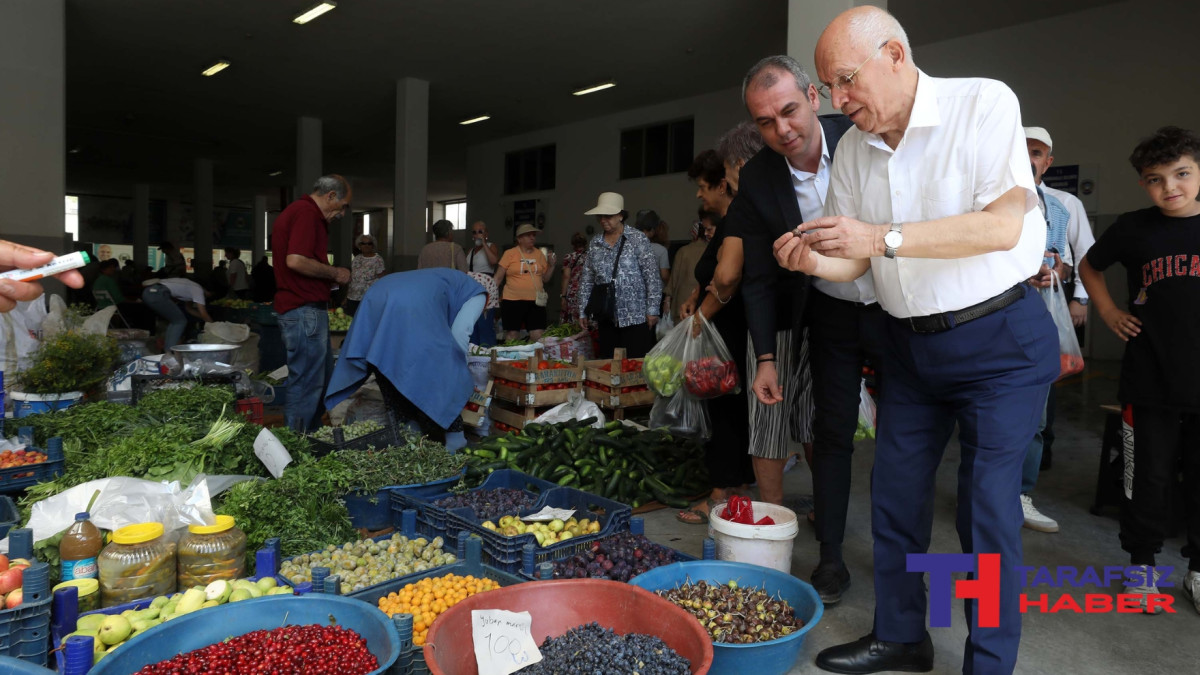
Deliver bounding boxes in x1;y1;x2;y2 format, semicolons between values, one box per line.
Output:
559;248;586;322
347;254;385;301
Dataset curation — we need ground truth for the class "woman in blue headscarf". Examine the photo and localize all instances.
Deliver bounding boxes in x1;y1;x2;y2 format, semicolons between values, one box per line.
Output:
325;269;492;448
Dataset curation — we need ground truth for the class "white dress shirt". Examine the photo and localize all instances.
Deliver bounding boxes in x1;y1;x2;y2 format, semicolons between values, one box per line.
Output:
793;124;877;304
825;71;1045;319
1041;183;1095;300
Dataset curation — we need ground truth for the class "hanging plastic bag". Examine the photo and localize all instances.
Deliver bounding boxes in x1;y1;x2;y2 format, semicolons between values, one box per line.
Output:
649;390;711;441
643;314;739;399
854;378;876;441
1040;272;1084;380
655;311;675;341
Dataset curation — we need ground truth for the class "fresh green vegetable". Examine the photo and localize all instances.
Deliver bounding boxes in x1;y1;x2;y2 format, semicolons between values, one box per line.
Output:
15;331;119;394
137;386;236;429
310;420;384;444
459;420;707;509
337;431;467;494
643;354;683;397
216;452;357;571
500;337;533;347
13;401;142;447
541;323;583;338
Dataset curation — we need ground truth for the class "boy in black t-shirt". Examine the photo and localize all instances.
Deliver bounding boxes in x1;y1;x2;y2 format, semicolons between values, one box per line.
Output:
1080;126;1200;615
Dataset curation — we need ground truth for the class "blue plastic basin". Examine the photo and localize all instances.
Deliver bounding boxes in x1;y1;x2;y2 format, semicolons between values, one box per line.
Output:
87;595;401;675
629;560;823;675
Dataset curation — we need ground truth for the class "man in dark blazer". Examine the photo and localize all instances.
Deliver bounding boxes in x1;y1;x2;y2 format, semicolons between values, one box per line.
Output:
727;54;882;605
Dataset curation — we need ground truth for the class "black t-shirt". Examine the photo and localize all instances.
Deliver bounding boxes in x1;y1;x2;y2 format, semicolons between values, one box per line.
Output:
1086;207;1200;411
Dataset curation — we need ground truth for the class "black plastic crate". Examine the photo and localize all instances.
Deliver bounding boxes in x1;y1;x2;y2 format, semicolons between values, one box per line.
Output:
390;470;558;548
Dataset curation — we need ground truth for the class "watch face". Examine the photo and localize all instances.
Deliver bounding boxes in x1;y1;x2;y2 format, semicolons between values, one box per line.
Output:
884;231;903;248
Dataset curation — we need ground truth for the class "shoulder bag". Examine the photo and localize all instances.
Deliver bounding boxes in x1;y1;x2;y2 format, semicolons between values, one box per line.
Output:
583;236;625;322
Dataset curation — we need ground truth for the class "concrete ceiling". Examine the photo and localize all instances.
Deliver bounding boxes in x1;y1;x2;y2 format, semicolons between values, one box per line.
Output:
63;0;1124;209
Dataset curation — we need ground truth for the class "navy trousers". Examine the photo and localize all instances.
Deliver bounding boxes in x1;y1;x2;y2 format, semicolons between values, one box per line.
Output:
872;287;1058;675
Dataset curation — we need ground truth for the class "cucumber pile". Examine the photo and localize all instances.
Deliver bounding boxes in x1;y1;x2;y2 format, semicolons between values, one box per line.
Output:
461;419;708;509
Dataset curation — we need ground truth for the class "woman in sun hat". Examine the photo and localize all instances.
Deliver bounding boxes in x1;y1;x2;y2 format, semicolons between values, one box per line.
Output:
576;192;663;358
493;223;556;342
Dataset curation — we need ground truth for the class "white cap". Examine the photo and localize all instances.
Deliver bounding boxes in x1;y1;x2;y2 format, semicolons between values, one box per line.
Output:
1024;127;1053;151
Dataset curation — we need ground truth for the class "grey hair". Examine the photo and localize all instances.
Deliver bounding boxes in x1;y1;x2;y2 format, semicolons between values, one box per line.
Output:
847;8;913;64
311;174;350;200
355;234;376;247
741;55;813;108
717;121;765;166
430;219;454;239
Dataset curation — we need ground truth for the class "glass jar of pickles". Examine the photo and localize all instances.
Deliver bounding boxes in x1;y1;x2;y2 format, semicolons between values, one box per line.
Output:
97;522;176;607
177;515;246;588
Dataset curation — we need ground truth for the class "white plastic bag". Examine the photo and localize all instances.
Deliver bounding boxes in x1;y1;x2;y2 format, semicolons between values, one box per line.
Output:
533;391;605;428
655;311;675;341
18;474;257;549
1039;272;1084;380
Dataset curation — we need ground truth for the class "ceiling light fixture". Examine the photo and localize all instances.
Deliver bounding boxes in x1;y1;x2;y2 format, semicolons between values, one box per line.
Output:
201;59;231;77
573;81;616;96
459;115;491;126
268;170;283;177
293;1;337;24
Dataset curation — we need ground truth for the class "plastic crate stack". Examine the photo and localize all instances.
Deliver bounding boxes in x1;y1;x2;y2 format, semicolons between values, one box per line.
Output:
0;424;65;496
0;529;52;667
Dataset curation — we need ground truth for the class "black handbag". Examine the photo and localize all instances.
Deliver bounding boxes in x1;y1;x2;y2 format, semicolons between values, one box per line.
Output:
584;235;626;322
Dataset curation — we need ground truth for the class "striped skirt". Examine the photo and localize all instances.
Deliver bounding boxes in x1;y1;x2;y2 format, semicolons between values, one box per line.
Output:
746;327;814;459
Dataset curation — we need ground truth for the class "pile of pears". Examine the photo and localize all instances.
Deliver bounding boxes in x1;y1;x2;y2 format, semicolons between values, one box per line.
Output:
67;576;291;665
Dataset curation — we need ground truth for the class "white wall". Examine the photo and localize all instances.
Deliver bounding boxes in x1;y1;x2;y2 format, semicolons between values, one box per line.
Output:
466;86;748;256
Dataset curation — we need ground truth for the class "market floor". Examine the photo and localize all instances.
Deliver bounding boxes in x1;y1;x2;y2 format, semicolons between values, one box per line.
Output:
642;359;1196;675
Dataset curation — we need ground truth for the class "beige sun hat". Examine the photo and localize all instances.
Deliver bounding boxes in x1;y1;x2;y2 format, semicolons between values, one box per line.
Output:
584;192;625;216
515;223;539;237
1024;126;1053;151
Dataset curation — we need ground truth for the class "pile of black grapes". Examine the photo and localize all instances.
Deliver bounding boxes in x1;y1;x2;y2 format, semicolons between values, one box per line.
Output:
553;532;682;582
433;488;538;521
519;622;691;675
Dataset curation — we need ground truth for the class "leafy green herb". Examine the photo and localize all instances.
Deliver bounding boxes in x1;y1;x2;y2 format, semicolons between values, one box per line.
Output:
15;331;119;394
336;431;466;494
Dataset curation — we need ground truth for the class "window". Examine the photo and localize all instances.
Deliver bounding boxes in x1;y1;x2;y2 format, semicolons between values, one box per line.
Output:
444;201;468;230
619;118;694;180
504;144;556;194
361;212;370;236
65;195;79;241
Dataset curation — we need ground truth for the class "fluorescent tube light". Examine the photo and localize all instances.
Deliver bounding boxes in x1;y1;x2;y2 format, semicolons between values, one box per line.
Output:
573;81;616;96
293;1;337;24
202;60;231;77
459;115;491;126
268;170;283;177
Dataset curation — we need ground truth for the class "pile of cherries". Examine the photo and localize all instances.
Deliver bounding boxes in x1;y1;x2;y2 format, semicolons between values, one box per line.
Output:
135;624;377;675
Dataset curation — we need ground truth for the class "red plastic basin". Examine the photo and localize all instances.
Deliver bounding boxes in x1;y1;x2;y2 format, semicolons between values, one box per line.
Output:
423;578;713;674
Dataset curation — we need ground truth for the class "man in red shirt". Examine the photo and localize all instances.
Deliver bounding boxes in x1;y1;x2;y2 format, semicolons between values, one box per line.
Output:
273;174;353;431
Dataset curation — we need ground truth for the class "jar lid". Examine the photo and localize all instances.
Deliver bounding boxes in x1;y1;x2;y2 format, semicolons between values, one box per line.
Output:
188;515;235;535
112;522;164;544
53;578;99;596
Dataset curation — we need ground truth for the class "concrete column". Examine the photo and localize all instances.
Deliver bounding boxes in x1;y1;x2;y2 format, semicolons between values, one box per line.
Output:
332;206;352;267
788;0;886;114
0;0;65;261
133;184;150;267
391;77;429;271
253;194;268;262
296;116;322;198
194;158;214;274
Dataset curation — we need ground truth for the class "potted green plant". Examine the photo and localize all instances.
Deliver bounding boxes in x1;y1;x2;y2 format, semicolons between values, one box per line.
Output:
11;330;119;418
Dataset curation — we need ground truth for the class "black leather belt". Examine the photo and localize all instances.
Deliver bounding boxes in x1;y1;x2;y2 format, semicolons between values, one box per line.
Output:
903;285;1025;334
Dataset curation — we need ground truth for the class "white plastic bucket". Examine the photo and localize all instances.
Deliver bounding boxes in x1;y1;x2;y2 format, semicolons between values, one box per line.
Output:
11;390;84;418
708;501;800;574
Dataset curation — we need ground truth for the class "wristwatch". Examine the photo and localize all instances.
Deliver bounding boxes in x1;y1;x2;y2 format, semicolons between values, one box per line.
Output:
884;223;904;259
1076;298;1089;306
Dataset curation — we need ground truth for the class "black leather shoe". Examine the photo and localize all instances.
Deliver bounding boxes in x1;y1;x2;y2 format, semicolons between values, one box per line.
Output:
816;632;934;674
811;561;851;605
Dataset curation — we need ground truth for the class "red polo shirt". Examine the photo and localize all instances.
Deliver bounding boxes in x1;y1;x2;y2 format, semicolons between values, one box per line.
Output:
272;195;331;314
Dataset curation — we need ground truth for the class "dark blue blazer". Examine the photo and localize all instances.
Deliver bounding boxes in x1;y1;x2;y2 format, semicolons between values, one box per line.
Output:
727;114;854;358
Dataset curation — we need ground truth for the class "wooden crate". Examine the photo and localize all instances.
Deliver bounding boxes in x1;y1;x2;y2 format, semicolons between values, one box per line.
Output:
489;349;583;407
488;399;555;432
582;348;652;415
459;381;493;428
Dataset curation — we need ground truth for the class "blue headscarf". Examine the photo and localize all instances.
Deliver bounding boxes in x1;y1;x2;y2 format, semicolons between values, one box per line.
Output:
325;269;486;429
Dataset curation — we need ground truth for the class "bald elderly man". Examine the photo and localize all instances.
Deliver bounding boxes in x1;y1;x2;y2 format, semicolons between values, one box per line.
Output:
775;7;1057;674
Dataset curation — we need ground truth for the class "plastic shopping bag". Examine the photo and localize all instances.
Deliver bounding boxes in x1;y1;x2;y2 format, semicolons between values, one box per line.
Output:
649;390;711;441
643;314;739;399
655;311;675;341
1040;272;1084;380
854;379;876;441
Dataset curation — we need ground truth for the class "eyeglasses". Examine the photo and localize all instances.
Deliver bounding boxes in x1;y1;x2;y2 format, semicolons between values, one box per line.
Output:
816;40;889;99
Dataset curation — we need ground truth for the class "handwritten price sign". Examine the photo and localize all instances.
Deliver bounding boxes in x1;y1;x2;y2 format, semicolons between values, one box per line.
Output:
471;609;542;675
